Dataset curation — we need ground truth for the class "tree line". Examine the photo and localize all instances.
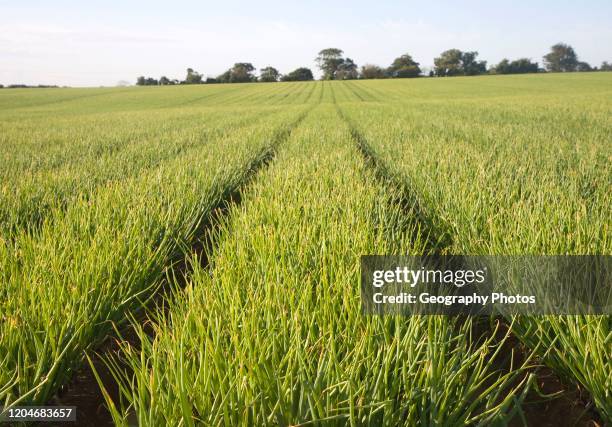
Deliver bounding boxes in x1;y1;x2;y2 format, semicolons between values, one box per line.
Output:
2;42;608;89
136;64;314;86
135;43;612;86
0;84;60;89
1;42;611;89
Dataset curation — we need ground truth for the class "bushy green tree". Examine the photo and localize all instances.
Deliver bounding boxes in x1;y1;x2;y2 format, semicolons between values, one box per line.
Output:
491;58;538;74
159;76;175;85
335;58;359;80
360;64;386;79
387;54;421;78
601;61;612;71
136;76;159;86
216;70;231;83
511;58;539;73
259;67;280;82
576;61;592;72
315;48;344;80
281;67;314;81
184;68;203;84
461;51;487;75
434;49;487;76
543;43;578;72
433;49;463;76
229;63;256;83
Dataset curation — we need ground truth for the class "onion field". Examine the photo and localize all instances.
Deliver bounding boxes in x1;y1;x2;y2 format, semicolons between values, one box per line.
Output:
0;73;610;426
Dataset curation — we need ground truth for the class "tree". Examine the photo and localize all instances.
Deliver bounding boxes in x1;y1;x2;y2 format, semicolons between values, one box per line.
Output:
159;76;175;85
229;63;256;83
491;58;538;74
360;64;385;79
316;48;344;80
387;54;421;78
259;66;280;82
184;68;203;84
461;51;487;75
434;49;487;76
601;61;612;71
576;61;592;72
335;58;359;80
492;59;511;74
136;76;159;85
281;67;314;81
433;49;463;76
543;43;578;72
215;63;256;84
216;70;231;83
510;58;538;74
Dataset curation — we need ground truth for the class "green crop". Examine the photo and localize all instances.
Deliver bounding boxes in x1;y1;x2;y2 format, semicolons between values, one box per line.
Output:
99;105;532;426
338;73;611;420
0;74;609;425
0;91;309;405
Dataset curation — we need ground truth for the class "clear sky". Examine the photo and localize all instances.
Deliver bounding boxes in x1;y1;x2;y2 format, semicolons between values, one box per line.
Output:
1;0;611;86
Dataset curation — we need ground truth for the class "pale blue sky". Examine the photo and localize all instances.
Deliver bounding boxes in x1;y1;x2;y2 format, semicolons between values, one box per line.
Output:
1;0;611;86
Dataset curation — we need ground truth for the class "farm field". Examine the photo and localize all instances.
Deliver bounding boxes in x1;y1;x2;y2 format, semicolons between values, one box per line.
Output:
0;73;610;426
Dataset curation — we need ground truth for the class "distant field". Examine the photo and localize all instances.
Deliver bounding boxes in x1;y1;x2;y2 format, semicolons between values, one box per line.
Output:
0;73;610;425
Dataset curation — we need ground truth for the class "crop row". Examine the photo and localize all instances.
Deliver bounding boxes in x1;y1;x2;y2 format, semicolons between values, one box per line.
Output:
0;104;309;407
336;78;611;420
98;105;532;426
0;105;294;237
